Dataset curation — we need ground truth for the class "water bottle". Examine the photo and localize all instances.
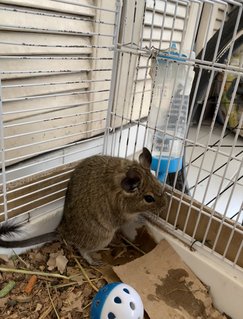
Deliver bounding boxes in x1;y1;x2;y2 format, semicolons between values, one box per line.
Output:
147;43;194;182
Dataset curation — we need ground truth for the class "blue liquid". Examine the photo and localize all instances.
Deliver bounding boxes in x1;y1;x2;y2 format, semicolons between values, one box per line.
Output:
151;156;183;182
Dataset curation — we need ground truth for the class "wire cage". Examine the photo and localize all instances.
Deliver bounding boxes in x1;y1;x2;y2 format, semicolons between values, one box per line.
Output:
0;0;243;317
104;0;243;270
0;0;118;222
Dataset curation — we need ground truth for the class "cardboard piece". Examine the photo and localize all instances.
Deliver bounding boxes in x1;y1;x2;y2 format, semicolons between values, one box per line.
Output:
113;240;226;319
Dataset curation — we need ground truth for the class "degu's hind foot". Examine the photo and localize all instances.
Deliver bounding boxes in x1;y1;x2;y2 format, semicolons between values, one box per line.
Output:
78;248;104;266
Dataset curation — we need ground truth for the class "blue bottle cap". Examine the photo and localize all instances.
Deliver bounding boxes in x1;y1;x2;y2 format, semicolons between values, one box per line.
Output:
157;42;187;63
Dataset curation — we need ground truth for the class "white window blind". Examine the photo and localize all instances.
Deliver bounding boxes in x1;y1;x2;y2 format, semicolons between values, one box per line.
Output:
143;0;189;49
134;0;191;120
112;0;231;129
113;0;197;125
0;0;117;222
196;2;233;54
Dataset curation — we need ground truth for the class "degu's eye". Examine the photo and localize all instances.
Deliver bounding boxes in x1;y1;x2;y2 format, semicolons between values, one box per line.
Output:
144;195;155;203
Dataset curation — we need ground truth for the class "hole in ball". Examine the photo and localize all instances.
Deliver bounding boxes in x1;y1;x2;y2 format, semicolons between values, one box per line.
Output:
114;296;122;304
95;300;100;307
108;312;116;319
123;288;130;294
130;302;136;310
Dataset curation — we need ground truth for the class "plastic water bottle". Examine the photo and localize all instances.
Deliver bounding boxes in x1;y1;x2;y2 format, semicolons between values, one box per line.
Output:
147;43;194;182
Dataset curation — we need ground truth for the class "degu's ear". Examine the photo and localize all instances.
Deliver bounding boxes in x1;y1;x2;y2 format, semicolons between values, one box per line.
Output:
139;147;152;169
121;168;141;192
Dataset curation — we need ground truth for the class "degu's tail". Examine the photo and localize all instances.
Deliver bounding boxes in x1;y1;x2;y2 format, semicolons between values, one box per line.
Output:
0;221;57;248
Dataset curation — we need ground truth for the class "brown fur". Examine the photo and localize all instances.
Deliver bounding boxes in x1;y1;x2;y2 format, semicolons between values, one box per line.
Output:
59;149;167;262
0;148;167;264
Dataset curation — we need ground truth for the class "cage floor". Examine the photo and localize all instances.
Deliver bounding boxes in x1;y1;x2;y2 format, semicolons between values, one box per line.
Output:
186;122;243;224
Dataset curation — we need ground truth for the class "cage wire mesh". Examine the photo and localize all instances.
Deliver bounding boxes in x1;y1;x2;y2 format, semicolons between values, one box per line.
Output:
0;0;119;220
0;0;243;270
104;0;243;269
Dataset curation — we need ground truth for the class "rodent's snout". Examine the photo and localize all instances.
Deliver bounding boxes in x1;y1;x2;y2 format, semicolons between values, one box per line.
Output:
150;190;168;217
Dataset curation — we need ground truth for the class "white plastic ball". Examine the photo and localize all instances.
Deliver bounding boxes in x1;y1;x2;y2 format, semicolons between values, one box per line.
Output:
91;282;144;319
